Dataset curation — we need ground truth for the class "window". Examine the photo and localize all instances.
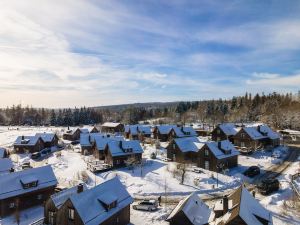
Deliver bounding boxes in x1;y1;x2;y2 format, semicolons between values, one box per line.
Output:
204;149;209;157
241;142;245;147
49;211;55;225
241;133;245;138
68;208;75;220
37;194;42;200
204;161;209;170
217;129;220;134
9;202;15;209
173;144;176;149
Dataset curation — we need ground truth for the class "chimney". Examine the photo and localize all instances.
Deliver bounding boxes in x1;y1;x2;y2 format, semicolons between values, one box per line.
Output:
68;126;70;130
257;125;261;132
22;135;24;140
88;135;91;142
77;183;84;193
119;141;123;149
218;141;222;150
223;195;229;214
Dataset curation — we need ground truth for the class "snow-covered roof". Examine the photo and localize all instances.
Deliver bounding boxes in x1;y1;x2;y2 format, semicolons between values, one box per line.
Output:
102;122;122;128
257;125;280;140
243;127;265;140
174;137;204;153
0;148;6;158
107;140;143;157
51;184;87;209
64;128;80;135
138;125;151;135
218;123;238;136
79;128;90;133
94;135;125;151
0;158;13;172
69;177;133;225
213;186;272;225
0;165;57;200
14;135;42;146
80;133;105;147
156;125;177;134
171;126;197;138
125;125;152;135
206;140;239;160
167;192;215;224
35;132;57;143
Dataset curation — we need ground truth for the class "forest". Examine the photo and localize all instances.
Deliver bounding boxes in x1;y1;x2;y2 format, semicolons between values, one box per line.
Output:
0;92;299;129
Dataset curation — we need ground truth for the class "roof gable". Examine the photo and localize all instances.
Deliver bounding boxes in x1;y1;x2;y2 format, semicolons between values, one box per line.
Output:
0;165;57;200
70;177;133;225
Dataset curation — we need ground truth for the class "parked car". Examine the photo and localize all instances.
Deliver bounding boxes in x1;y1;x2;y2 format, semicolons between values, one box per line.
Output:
257;178;280;195
243;166;260;177
133;200;158;211
41;148;51;155
193;167;203;173
31;152;41;159
21;162;32;170
272;151;282;159
161;157;171;162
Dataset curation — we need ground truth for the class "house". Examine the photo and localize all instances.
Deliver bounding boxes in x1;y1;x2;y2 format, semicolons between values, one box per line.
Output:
44;184;87;225
212;186;272;225
35;133;59;148
167;138;239;172
166;192;215;225
80;133;106;155
0;147;7;158
0;165;57;217
54;177;133;225
93;136;124;160
167;137;204;163
168;126;197;140
101;122;124;133
104;140;143;167
79;126;99;134
256;124;280;147
153;125;176;141
124;125;152;140
233;127;267;151
198;140;239;172
14;135;45;153
211;123;239;143
63;128;81;141
0;158;13;174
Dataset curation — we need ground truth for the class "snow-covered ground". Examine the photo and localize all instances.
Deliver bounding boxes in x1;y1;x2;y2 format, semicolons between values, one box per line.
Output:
0;127;299;225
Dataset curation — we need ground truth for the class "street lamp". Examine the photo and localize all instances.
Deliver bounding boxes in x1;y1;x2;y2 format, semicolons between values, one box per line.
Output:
216;163;224;188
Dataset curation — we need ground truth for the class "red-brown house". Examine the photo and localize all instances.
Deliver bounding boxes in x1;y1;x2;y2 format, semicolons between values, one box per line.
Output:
14;135;45;153
53;177;133;225
0;165;57;217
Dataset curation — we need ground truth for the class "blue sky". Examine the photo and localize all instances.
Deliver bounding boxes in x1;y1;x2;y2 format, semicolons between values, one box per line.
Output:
0;0;300;107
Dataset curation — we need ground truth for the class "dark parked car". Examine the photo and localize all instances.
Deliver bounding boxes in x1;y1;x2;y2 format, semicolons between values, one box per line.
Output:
257;178;280;195
132;200;158;211
31;152;41;159
243;166;260;177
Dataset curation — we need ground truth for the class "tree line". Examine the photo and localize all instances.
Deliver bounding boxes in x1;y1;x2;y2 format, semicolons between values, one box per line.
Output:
0;92;299;129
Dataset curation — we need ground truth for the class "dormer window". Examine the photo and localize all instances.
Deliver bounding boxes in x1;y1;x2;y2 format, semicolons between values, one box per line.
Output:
21;139;30;144
20;176;38;189
97;192;118;211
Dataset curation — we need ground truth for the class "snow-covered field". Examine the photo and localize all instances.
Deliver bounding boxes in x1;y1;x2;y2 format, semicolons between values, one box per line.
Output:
0;126;299;225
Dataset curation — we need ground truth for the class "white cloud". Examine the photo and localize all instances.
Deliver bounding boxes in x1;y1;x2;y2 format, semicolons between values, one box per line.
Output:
247;73;300;87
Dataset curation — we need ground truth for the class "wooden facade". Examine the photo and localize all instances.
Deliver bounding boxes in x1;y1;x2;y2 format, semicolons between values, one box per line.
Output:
167;211;194;225
101;123;124;133
233;128;260;150
167;139;239;172
198;144;238;172
104;147;142;167
63;128;81;141
211;126;230;142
